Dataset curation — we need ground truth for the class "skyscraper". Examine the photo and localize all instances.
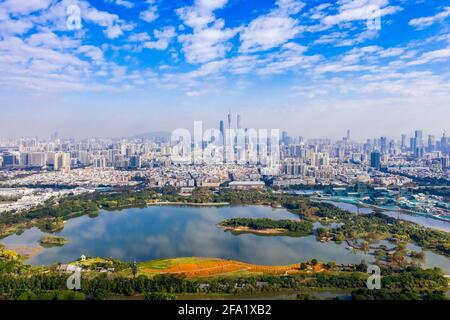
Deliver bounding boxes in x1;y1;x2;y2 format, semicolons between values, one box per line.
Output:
410;137;416;152
380;137;387;154
441;132;448;155
237;114;241;130
401;134;407;152
219;120;224;145
227;111;231;130
427;135;435;152
415;146;424;158
370;151;381;169
415;130;423;148
346;129;350;141
129;155;141;169
282;131;288;145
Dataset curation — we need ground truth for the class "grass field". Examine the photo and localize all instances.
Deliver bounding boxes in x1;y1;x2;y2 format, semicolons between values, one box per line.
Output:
138;257;324;278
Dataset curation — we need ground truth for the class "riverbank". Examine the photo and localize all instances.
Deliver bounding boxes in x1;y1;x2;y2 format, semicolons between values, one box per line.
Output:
311;195;450;223
149;201;230;206
1;252;447;300
220;225;289;235
2;189;449;263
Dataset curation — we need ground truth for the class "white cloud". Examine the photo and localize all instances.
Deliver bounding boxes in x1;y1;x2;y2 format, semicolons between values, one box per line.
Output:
186;90;202;97
140;5;158;23
228;55;259;75
313;32;349;45
406;47;450;66
239;1;304;53
240;16;302;53
257;43;320;75
0;36;94;92
312;29;380;48
308;3;332;20
106;0;134;9
27;32;80;49
1;0;52;15
28;0;134;39
0;0;449;109
177;0;228;30
0;18;33;36
83;5;134;39
0;7;8;20
409;6;450;30
377;47;404;58
276;0;305;15
143;27;176;50
320;0;402;29
127;32;151;42
77;45;104;64
177;0;237;63
313;45;385;74
178;20;237;63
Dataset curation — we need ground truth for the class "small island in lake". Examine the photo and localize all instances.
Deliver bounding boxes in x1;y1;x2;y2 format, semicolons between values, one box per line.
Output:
39;235;69;247
219;218;313;237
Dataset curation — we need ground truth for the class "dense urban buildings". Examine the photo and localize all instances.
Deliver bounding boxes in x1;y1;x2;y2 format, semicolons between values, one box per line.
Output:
1;119;449;219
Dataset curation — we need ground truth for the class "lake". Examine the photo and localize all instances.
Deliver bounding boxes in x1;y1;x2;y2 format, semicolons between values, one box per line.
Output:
1;205;449;273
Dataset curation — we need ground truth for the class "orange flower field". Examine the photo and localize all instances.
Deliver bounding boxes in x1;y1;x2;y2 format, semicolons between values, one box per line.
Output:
140;257;325;278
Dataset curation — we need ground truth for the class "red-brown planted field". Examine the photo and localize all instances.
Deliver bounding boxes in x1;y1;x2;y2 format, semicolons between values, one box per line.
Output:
139;257;325;278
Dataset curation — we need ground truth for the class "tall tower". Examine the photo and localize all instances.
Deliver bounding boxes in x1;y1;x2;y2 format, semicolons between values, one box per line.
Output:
380;137;387;154
227;111;231;130
441;131;448;154
237;114;241;130
415;130;423;148
401;134;407;152
219;120;225;145
346;129;350;141
427;135;435;152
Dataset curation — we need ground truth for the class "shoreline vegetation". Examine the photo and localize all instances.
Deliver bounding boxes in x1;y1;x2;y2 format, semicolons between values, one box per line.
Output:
311;196;450;223
150;201;230;206
0;188;449;258
219;218;314;237
221;225;288;235
0;252;448;300
39;235;68;248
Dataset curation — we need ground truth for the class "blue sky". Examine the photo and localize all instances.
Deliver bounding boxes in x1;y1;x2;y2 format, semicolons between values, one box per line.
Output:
0;0;449;139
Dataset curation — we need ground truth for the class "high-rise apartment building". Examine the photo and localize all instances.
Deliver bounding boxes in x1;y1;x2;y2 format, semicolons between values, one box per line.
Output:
47;152;71;171
414;130;423;148
427;135;435;152
370;151;381;169
401;134;407;152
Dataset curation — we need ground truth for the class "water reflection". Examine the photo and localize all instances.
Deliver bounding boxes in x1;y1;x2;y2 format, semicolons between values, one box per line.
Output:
1;206;449;273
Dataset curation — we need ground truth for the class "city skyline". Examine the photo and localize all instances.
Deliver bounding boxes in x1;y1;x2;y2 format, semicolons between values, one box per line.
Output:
0;0;449;138
1;1;450;305
0;109;448;144
0;117;448;144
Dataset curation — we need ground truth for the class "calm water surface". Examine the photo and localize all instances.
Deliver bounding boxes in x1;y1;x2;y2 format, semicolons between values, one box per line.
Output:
1;205;449;273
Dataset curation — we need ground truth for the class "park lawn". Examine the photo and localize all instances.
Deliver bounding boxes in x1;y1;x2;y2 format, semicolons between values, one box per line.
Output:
139;257;218;271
